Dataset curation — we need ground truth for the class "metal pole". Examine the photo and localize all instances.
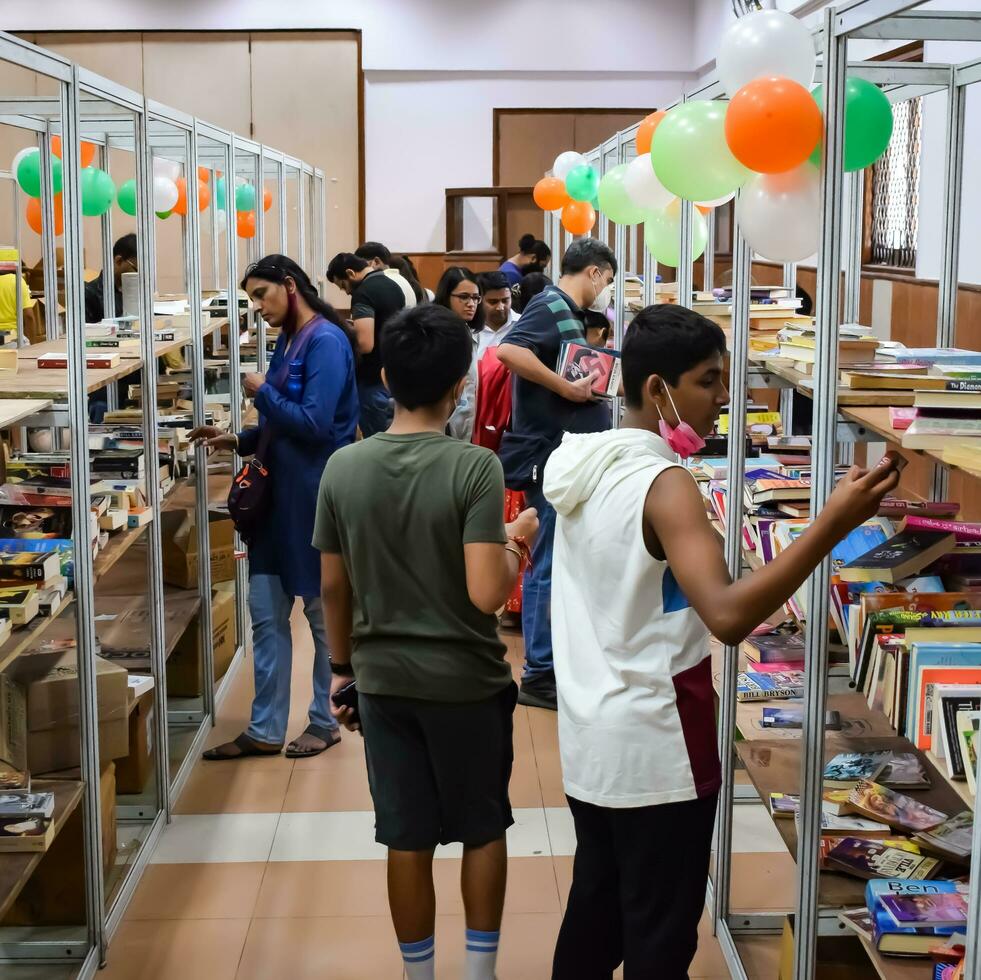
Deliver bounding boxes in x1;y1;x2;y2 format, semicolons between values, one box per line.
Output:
703;208;716;294
316;172;327;297
209;167;220;293
189;121;216;728
781;262;798;433
60;64;108;963
278;163;287;262
843;170;863;324
100;142;115;318
794;11;847;979
713;217;751;932
298;170;307;277
13;179;24;347
38;128;59;341
255;152;266;374
134;108;172;819
677;198;694;310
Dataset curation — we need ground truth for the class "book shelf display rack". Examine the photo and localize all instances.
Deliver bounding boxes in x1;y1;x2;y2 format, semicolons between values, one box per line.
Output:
569;4;981;978
0;33;327;978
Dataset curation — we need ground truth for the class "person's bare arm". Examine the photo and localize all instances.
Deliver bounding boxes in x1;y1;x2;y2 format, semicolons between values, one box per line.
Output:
464;508;539;614
320;552;353;667
496;343;593;403
353;316;375;355
646;460;902;645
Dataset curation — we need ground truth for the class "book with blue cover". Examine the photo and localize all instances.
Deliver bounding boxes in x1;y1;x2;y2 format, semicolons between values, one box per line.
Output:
888;348;981;365
865;879;966;955
736;670;804;701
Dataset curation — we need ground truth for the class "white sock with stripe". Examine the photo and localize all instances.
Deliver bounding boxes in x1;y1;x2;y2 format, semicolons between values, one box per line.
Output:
465;928;500;980
399;935;434;980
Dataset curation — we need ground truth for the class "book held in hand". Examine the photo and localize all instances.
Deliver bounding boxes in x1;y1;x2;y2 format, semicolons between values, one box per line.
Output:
847;779;947;833
555;342;622;399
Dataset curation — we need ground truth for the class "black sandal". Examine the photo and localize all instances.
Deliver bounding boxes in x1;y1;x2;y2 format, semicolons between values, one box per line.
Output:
202;732;283;761
285;724;342;759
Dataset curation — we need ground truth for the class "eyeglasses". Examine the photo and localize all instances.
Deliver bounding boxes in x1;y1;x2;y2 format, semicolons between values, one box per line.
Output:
451;292;481;304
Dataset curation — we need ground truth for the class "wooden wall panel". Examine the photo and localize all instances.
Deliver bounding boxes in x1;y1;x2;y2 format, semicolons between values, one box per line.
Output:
497;114;574;187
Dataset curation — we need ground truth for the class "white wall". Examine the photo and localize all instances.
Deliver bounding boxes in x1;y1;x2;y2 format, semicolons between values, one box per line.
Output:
4;0;698;252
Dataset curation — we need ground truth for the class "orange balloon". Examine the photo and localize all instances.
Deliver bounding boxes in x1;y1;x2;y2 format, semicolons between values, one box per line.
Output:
696;204;712;215
198;166;211;183
51;136;96;168
26;193;64;236
635;111;667;156
237;210;256;238
197;178;211;212
725;76;822;175
172;177;189;216
561;200;596;236
533;176;570;212
263;187;272;212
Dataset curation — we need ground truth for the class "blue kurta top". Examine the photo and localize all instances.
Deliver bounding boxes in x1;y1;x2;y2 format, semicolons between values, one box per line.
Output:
237;316;359;597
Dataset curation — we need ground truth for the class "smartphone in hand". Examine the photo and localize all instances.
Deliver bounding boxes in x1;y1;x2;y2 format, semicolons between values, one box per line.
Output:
331;680;360;726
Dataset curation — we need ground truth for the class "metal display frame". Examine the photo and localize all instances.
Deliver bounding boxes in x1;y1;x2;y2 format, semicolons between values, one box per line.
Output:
0;30;325;977
577;4;980;977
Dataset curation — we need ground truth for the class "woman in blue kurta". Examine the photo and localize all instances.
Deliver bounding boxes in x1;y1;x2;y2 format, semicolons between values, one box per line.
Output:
193;255;359;760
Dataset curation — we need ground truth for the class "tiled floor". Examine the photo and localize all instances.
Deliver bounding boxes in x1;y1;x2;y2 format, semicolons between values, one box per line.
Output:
103;608;783;978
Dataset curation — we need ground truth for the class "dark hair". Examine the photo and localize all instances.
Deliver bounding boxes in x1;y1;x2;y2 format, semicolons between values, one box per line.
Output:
622;304;726;407
518;233;536;253
582;309;612;342
513;272;551;314
114;233;137;262
390;255;427;305
529;239;551;264
355;241;392;265
434;266;484;333
325;252;369;284
478;271;510;295
381;304;473;410
242;254;356;352
560;238;617;277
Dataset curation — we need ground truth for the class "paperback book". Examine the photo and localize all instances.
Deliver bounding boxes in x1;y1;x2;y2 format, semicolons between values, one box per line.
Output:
826;837;941;880
847;780;947;833
866;879;967;955
881;893;968;929
735;670;804;701
555;342;622;399
823;752;890;787
838;530;957;585
913;811;973;863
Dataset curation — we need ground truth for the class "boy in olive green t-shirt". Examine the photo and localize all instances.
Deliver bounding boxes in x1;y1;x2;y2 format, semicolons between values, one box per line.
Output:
312;303;537;980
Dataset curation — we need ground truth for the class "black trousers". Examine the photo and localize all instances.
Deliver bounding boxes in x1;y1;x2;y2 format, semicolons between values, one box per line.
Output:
552;792;718;980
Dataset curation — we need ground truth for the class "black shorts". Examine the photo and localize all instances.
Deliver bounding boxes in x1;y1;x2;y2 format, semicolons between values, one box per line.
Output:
359;682;518;851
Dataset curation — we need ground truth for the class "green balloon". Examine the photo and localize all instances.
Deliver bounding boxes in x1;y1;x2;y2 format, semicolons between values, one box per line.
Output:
597;164;647;225
643;204;708;268
565;164;599;203
810;78;894;172
215;176;227;211
235;182;256;212
117;179;138;216
80;166;115;217
156;209;172;219
651;101;750;203
16;150;41;197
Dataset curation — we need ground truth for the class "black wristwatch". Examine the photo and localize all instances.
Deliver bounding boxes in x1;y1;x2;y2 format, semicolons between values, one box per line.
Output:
330;660;355;678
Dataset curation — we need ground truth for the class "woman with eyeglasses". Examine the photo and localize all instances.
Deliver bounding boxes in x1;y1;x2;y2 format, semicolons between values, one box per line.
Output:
434;266;483;441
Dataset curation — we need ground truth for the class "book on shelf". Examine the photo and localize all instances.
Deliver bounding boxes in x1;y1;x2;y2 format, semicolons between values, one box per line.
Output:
955;710;980;796
866;880;968;955
847;779;948;833
0;815;54;852
915;387;981;409
879;499;962;520
889;407;918;430
0;550;60;586
555;342;622;399
906;644;981;749
880;892;968;930
838;530;957;585
900;516;981;543
937;364;981;378
942;378;981;392
881;348;981;365
735;670;804;701
36;352;120;370
837;907;875;942
760;706;841;730
0;791;54;819
826;837;942;880
805;810;892;838
778;339;879;365
823;752;890;787
0;586;40;626
746;475;810;505
903;416;981;450
744;632;805;664
877;752;931;789
932;689;981;778
913;811;973;864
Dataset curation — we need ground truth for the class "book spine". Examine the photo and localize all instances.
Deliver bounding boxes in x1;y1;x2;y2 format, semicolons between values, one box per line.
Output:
904;516;981;541
0;563;43;581
945;380;981;392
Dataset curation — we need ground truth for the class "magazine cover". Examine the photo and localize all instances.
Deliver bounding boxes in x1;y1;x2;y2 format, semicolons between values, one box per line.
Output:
555;342;622;399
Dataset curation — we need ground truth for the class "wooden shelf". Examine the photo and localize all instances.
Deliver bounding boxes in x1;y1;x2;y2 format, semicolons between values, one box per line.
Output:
0;779;84;920
0;399;52;427
751;357;917;407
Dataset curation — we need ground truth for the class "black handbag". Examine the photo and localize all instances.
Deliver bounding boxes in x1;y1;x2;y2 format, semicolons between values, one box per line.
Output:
227;424;274;544
498;430;560;492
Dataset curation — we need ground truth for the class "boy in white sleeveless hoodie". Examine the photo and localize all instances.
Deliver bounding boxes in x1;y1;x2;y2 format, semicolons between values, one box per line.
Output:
544;305;903;979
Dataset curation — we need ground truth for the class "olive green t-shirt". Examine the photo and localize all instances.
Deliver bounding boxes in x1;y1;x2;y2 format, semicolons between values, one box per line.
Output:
312;432;510;702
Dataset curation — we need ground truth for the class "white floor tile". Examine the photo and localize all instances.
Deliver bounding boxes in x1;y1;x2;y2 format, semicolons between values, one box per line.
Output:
539;807;574;856
270;810;387;861
507;807;553;857
730;803;789;854
150;813;281;864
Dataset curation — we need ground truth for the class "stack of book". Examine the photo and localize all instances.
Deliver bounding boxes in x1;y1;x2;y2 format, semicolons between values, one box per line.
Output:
776;323;882;373
0;787;56;852
840;349;981;395
892;368;981;451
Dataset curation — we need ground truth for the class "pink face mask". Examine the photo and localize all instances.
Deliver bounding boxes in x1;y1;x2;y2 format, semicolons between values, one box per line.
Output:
657;385;706;459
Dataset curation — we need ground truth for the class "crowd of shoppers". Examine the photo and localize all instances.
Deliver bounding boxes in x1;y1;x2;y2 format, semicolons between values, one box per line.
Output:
198;236;902;979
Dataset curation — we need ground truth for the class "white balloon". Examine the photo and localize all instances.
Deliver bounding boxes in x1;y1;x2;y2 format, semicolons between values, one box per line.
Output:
696;192;735;209
215;209;228;234
153;157;181;182
717;10;816;97
735;163;820;263
11;146;34;176
152;176;179;213
624;154;675;212
553;151;586;181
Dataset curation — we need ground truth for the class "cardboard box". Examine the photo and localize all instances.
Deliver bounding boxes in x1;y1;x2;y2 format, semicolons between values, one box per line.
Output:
161;507;235;589
0;673;27;786
167;585;237;697
114;691;154;795
28;714;128;775
100;761;117;875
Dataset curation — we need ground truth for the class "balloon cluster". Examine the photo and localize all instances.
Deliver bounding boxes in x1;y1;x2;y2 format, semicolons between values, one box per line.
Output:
534;11;894;266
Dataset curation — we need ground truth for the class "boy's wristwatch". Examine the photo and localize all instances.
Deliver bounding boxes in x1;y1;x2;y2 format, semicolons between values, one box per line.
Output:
330;659;355;677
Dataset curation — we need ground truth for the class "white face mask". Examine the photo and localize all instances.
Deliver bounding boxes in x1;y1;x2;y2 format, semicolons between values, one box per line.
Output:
590;281;614;314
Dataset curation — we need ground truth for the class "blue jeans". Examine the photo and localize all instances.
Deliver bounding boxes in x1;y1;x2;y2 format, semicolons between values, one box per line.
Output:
358;381;393;438
246;573;338;746
521;484;556;680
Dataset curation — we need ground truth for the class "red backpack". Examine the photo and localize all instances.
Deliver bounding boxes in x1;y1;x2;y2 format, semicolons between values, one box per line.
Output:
472;347;512;452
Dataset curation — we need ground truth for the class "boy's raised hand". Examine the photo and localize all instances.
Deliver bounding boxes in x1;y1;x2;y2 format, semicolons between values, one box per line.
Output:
822;453;904;535
507;507;540;547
